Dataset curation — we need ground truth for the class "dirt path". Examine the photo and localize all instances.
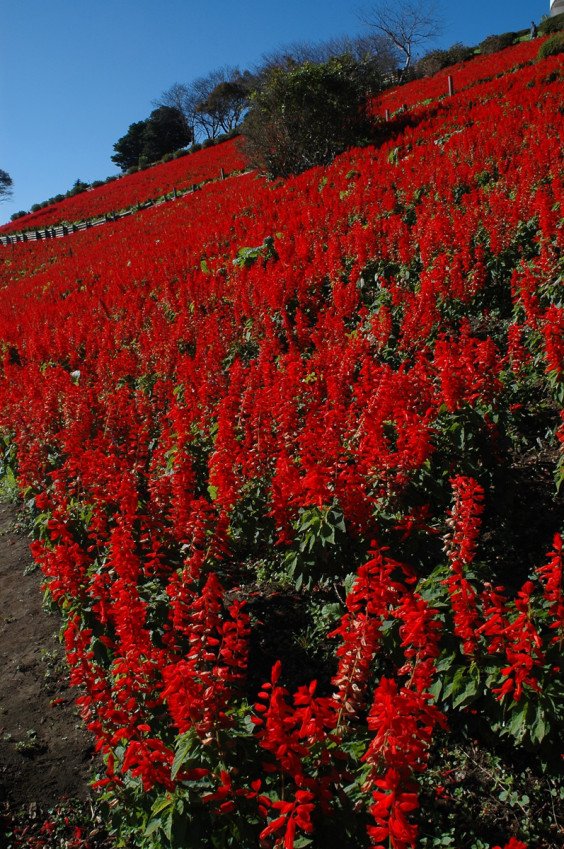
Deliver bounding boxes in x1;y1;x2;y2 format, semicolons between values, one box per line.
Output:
0;501;111;848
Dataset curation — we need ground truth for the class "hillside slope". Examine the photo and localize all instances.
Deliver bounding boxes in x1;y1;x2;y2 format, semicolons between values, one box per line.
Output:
0;40;563;849
0;138;246;236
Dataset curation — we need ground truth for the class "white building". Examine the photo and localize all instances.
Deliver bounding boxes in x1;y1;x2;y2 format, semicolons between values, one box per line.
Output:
551;0;564;15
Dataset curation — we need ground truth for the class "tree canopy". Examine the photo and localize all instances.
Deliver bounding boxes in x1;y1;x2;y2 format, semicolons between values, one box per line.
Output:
0;169;13;202
195;73;254;138
111;107;192;172
157;67;253;143
241;54;381;179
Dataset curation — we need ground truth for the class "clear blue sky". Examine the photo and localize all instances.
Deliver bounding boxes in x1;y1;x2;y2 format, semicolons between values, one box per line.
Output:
0;0;550;224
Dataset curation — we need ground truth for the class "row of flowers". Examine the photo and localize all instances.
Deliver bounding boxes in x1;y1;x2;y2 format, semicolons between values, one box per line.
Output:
374;36;544;115
0;138;247;234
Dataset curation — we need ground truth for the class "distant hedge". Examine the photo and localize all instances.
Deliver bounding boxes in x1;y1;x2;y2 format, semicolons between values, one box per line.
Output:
415;43;475;77
479;32;517;54
537;31;564;59
539;12;564;34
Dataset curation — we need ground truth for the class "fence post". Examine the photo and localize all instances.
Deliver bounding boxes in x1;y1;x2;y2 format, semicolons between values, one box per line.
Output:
385;108;390;122
221;167;225;180
448;75;454;96
173;187;177;199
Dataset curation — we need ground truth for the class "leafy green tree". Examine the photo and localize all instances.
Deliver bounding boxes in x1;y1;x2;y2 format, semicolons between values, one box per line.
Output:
241;54;380;179
195;73;253;137
0;169;13;202
141;106;193;163
157;67;251;143
111;120;148;171
111;107;192;172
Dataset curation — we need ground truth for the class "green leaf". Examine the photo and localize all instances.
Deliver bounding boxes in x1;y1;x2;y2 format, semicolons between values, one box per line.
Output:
530;705;549;744
428;678;443;701
144;818;163;837
321;602;343;620
151;795;174;817
171;734;194;780
319;522;335;543
452;674;479;709
443;665;466;701
506;701;532;742
435;652;456;673
163;809;173;842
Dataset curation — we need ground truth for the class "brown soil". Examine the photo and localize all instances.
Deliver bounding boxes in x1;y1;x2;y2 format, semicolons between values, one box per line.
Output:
0;502;112;848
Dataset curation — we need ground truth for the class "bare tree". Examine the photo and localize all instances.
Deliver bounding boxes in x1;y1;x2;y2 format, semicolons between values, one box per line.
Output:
196;73;254;137
156;67;250;142
256;32;399;79
155;82;195;138
0;169;13;202
324;32;400;71
358;0;445;70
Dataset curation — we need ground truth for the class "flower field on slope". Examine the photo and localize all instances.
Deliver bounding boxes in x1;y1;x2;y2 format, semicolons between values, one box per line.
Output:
0;42;563;849
373;37;542;114
0;138;246;234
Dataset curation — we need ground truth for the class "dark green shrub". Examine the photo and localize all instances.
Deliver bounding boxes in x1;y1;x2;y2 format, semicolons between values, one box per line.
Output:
537;31;564;58
10;210;27;221
66;179;89;197
539;11;564;34
415;43;474;77
189;142;202;153
242;54;379;179
202;137;216;148
479;32;517;54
